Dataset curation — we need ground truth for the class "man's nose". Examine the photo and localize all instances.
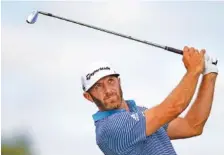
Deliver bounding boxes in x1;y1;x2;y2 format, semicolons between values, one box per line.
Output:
103;84;111;94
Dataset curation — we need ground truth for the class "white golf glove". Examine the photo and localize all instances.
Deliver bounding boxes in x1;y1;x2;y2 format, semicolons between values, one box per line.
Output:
203;54;218;75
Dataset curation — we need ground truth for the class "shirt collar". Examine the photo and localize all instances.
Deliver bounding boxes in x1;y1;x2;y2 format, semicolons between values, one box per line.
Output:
92;100;137;122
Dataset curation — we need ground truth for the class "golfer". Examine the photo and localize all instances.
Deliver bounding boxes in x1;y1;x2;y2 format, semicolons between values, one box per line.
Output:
81;46;218;155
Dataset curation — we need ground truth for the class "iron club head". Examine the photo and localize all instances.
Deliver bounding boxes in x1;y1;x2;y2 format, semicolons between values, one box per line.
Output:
26;11;39;24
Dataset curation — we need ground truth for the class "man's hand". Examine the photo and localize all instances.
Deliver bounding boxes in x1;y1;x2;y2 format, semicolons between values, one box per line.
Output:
203;53;218;75
182;46;205;75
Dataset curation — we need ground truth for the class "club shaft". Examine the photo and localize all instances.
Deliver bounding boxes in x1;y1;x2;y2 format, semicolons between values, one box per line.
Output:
38;11;183;55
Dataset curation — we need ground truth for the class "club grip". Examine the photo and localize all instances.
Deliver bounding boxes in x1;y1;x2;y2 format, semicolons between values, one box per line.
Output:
165;46;183;55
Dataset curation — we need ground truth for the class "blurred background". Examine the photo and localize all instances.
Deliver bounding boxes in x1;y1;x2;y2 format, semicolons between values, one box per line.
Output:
1;1;224;155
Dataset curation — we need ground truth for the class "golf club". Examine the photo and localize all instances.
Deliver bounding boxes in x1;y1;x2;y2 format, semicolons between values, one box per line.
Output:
26;10;184;55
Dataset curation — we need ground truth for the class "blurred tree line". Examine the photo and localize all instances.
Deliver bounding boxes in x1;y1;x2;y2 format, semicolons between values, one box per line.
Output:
1;133;33;155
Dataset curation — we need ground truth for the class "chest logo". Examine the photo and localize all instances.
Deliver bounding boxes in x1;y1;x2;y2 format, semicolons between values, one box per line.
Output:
131;113;139;121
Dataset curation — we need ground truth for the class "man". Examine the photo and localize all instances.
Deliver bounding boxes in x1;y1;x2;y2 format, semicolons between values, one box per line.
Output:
81;46;218;155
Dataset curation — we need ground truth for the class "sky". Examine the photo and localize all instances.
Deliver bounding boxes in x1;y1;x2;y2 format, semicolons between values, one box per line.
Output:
1;1;224;155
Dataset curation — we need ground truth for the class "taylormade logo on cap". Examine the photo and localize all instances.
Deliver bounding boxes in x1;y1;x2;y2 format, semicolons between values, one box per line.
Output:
81;61;119;91
86;67;111;80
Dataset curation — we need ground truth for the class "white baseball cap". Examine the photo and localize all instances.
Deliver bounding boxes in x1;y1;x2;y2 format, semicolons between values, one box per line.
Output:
81;61;120;92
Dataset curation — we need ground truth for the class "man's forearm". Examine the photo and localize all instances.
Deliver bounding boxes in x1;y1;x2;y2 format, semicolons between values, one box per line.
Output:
185;73;217;133
161;71;200;118
144;71;201;135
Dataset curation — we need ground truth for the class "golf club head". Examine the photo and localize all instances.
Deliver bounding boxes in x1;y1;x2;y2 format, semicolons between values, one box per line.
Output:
26;11;38;24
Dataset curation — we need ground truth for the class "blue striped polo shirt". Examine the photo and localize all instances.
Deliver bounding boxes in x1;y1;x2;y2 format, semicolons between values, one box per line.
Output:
92;100;177;155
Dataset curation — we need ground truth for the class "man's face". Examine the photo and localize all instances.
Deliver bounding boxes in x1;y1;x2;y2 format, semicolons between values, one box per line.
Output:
85;75;123;110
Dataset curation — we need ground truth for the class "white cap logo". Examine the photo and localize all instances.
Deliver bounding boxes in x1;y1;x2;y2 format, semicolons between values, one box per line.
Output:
86;67;111;80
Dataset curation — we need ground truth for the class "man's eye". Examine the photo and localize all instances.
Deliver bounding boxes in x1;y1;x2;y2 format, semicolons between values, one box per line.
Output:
108;78;114;83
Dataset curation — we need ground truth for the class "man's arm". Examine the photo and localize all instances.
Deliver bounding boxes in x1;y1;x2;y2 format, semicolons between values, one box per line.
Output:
144;71;200;136
166;54;218;140
144;46;205;136
185;73;217;132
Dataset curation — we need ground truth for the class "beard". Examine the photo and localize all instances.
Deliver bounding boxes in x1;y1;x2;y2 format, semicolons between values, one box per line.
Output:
89;85;123;110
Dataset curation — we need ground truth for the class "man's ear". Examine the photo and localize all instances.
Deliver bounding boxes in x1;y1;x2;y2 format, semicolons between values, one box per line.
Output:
118;77;121;84
83;92;94;102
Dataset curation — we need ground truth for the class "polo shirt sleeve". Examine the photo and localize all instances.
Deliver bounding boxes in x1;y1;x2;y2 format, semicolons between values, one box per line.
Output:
105;111;146;154
140;106;169;132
